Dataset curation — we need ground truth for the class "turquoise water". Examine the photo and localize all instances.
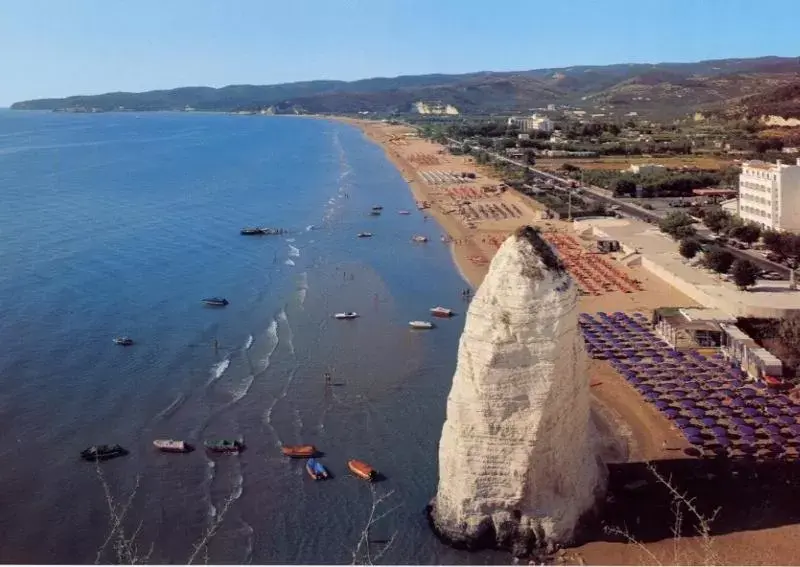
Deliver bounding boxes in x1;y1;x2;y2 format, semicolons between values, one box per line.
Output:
0;110;507;564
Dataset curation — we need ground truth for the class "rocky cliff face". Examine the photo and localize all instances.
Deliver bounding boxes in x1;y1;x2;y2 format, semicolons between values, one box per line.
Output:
429;226;606;556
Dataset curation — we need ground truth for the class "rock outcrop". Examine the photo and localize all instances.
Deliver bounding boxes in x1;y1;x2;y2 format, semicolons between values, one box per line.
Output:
429;226;606;556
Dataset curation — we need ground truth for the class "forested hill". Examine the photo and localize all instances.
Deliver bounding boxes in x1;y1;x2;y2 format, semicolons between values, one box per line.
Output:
11;56;800;118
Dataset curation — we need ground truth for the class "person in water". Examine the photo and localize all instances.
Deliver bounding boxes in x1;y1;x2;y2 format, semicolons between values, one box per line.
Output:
324;372;331;384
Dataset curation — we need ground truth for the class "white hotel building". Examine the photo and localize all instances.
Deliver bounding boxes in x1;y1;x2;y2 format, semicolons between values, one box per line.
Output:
738;158;800;232
507;114;554;134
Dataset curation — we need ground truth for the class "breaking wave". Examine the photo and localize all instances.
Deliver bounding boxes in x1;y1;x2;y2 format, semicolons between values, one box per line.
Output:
258;319;280;372
207;358;230;386
155;393;186;420
229;374;255;404
244;334;253;350
284;259;295;266
288;245;300;258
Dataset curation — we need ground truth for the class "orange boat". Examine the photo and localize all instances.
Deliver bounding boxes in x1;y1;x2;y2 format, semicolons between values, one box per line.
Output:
348;459;377;482
281;445;317;458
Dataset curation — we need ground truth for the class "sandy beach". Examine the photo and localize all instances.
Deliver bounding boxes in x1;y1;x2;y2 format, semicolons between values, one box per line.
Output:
340;117;800;566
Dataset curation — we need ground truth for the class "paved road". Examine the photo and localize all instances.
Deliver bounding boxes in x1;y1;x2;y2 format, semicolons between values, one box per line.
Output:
448;138;791;278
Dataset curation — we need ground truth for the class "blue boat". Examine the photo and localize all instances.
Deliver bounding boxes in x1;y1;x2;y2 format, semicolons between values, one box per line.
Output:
202;297;229;307
305;458;329;480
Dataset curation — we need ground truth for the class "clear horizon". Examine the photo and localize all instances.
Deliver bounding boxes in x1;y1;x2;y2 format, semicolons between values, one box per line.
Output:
2;0;799;107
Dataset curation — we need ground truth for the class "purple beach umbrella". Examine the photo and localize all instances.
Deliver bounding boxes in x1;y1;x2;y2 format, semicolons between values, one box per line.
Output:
738;425;756;436
663;408;680;418
701;417;717;427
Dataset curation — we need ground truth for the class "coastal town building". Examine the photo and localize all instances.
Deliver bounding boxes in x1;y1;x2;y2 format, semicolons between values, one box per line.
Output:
737;158;800;231
506;114;554;134
627;163;667;175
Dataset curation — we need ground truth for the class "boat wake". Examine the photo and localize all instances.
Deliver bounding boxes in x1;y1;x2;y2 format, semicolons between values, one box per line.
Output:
207;358;231;386
205;458;217;521
244;334;253;350
288;245;300;258
284;259;295;266
155;393;186;420
297;272;308;307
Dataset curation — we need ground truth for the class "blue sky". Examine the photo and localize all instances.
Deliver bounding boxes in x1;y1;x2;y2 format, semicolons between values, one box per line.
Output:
1;0;798;106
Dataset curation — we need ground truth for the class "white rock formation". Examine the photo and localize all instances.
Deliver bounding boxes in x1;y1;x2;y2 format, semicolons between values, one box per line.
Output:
430;227;606;555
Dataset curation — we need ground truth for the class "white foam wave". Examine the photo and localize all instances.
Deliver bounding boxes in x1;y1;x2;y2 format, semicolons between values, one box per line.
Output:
286;237;296;243
231;471;244;501
288;245;300;258
297;288;307;306
306;224;315;231
207;358;230;386
278;309;294;356
244;334;253;350
284;259;295;266
230;374;255;404
258;320;280;371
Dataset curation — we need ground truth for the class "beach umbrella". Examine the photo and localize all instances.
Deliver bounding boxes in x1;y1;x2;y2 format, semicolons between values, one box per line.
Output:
738;425;756;436
643;391;659;401
711;426;728;437
753;415;769;425
742;407;760;417
702;398;722;407
674;417;692;427
680;400;695;408
730;398;745;408
728;380;744;389
717;407;736;416
766;406;782;417
687;436;704;446
778;415;795;426
715;436;732;447
701;417;717;427
705;380;722;389
682;426;702;436
729;416;746;426
690;408;706;418
751;397;767;406
766;424;782;434
655;400;670;410
789;424;800;436
663;408;680;418
788;406;800;416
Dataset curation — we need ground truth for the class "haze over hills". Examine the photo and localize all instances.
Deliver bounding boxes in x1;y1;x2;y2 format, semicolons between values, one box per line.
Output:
10;56;800;119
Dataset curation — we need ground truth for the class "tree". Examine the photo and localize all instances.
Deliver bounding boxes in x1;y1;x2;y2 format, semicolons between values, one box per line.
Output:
679;238;702;259
762;229;783;257
729;222;761;245
561;163;579;173
659;212;697;240
702;209;732;234
731;259;760;290
611;178;637;197
704;246;735;274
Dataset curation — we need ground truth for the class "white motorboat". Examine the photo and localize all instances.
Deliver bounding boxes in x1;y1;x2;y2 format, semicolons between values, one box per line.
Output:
357;232;373;238
409;320;434;329
153;439;190;453
412;235;428;243
398;210;411;215
334;312;359;320
430;306;454;318
113;336;134;346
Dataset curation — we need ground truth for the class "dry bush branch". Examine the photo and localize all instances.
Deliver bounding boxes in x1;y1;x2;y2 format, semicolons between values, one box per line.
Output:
92;462;236;565
351;485;401;565
602;461;720;566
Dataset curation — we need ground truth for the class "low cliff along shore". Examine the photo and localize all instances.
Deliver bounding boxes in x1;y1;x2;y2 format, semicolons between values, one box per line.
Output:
428;226;607;558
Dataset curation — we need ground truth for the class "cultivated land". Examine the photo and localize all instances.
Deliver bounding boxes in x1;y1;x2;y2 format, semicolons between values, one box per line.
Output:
535;155;735;172
341;117;800;566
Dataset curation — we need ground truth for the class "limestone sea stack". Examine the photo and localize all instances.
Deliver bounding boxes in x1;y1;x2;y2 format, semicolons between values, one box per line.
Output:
429;226;606;556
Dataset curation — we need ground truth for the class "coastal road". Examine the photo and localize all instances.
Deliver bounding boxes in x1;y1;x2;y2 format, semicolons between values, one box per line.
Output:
447;137;791;278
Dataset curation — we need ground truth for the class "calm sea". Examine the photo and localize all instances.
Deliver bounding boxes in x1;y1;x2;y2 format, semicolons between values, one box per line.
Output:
0;110;507;564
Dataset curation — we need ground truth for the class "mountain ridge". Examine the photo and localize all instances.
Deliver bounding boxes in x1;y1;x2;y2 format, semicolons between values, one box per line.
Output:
11;56;800;118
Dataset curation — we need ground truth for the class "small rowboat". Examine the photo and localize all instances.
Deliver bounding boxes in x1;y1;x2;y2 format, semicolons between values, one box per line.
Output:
281;444;317;458
202;297;229;307
357;232;373;238
348;459;377;482
306;458;329;480
113;336;134;346
409;320;434;330
334;312;359;320
398;210;411;215
412;235;428;243
764;375;786;388
371;206;384;211
81;444;127;462
153;439;190;453
430;306;454;318
204;439;243;453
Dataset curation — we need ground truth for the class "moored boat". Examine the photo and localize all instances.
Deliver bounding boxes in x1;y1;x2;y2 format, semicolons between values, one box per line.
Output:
281;444;317;458
202;297;229;307
204;439;243;453
81;444;127;462
409;320;434;329
412;235;428;243
348;459;377;482
430;306;454;317
764;375;786;388
113;336;134;346
371;206;384;211
334;312;359;320
357;232;373;238
306;458;329;480
240;227;285;235
153;439;190;453
398;210;411;215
